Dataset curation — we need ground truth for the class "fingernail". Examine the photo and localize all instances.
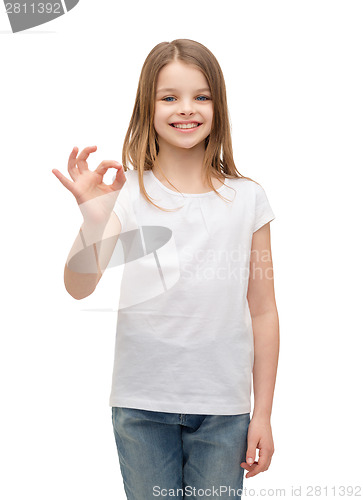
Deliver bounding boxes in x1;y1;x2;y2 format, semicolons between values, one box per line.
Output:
247;458;254;465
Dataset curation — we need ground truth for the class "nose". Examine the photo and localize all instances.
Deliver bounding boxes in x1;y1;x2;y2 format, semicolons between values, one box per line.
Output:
178;98;196;116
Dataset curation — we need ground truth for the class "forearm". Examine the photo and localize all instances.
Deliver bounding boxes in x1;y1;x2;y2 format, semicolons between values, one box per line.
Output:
64;222;106;300
251;309;280;420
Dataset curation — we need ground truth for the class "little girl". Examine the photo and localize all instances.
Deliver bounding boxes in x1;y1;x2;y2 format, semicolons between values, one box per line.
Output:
53;39;279;500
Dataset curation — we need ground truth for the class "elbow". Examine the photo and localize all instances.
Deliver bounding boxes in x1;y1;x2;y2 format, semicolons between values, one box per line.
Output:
64;281;95;301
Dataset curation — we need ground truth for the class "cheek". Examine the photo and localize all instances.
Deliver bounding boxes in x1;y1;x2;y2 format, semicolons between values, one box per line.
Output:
199;105;213;128
154;108;168;128
154;118;165;137
204;108;213;125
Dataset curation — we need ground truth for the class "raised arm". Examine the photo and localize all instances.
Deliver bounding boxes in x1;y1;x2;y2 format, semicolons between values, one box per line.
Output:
52;145;126;299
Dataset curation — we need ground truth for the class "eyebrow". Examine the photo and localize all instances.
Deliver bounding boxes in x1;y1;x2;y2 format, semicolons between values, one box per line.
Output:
156;87;211;94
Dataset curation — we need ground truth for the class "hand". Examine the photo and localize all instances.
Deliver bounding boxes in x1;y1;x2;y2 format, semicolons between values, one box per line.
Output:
52;145;127;225
240;415;275;478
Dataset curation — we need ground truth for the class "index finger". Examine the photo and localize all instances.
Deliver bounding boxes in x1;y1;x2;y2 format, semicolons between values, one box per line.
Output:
68;146;79;179
77;145;98;171
244;456;269;478
110;165;127;192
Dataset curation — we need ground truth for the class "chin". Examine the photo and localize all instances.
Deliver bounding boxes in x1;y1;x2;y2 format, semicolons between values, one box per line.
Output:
174;141;204;150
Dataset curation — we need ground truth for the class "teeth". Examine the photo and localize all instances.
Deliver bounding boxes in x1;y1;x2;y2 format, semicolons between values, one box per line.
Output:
173;123;200;129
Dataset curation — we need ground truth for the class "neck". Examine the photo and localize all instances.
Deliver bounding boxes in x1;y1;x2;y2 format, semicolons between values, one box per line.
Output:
154;139;207;184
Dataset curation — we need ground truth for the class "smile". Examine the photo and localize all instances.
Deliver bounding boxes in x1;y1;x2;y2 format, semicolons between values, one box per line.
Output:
169;123;202;132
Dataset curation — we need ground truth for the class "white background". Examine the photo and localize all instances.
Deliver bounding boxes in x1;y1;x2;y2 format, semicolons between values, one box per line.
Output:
1;0;362;498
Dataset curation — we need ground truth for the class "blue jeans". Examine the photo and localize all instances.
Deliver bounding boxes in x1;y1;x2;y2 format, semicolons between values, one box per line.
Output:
111;407;250;499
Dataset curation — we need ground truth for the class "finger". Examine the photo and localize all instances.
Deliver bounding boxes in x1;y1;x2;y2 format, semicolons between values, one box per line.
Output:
52;168;75;194
262;453;272;471
244;461;259;478
76;145;97;172
110;165;127;192
246;445;257;467
68;146;79;181
245;456;269;478
94;160;123;178
257;446;273;470
240;460;257;479
240;461;257;470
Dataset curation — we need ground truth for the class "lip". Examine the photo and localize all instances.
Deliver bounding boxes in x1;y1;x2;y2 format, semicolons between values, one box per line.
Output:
169;121;202;133
170;120;201;125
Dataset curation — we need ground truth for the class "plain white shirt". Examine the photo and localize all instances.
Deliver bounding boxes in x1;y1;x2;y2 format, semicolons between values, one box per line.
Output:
108;168;275;415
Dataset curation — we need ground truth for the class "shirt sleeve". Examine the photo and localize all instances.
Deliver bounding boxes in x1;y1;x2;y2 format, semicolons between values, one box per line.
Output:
253;183;276;233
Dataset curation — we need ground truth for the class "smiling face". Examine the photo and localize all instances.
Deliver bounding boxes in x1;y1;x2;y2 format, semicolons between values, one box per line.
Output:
154;61;213;151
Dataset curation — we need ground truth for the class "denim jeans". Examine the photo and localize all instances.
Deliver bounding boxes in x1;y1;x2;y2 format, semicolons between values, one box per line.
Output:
111;406;250;499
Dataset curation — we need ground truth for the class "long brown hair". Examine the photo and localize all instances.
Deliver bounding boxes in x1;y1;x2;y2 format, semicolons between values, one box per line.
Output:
121;38;257;212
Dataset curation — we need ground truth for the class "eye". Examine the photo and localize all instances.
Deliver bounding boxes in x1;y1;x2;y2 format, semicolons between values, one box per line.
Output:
161;95;211;102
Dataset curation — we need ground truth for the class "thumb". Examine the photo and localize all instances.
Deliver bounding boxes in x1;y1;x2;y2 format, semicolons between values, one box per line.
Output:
246;445;257;466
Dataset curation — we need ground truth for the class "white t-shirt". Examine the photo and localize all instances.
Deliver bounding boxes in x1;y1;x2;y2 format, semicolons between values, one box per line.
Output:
108;169;275;415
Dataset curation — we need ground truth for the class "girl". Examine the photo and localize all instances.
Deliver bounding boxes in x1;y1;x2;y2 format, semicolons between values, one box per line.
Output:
52;39;279;499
